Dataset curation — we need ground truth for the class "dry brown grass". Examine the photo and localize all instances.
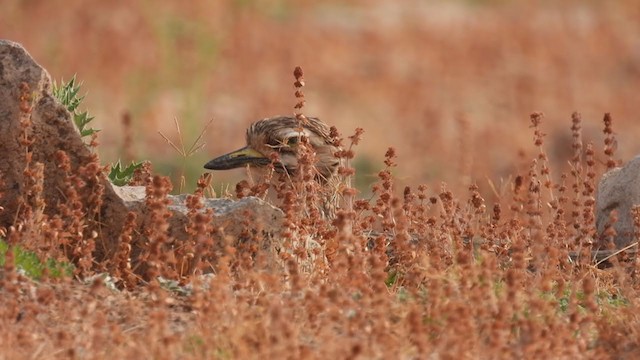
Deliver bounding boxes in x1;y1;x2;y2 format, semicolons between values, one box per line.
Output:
2;1;640;359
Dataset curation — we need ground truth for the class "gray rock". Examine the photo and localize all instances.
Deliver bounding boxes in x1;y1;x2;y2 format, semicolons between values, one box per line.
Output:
112;185;146;205
168;194;284;268
121;187;285;274
596;155;640;247
169;194;283;239
112;186;284;247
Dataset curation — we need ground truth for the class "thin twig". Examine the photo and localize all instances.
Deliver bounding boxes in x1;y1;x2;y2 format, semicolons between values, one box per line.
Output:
594;242;639;267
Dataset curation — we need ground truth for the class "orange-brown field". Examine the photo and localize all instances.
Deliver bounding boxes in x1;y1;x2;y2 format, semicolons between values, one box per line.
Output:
2;0;640;358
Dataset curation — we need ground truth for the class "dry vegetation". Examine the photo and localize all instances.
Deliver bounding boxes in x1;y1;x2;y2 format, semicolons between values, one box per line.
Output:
2;0;640;359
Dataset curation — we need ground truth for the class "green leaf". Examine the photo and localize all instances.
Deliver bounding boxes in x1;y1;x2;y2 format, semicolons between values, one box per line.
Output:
385;269;398;287
109;160;144;186
52;75;100;140
0;239;74;280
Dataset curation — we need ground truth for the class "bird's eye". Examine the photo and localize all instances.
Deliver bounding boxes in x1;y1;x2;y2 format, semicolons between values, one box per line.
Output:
286;137;299;146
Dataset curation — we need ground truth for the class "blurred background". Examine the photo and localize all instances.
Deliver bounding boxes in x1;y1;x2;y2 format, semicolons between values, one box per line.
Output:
2;0;639;197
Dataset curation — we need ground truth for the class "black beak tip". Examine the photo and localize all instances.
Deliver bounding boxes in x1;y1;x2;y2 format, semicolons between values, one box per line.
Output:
204;159;222;170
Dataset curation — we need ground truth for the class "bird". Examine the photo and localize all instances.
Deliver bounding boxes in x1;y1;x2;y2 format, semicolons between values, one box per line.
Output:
206;116;405;265
204;116;341;183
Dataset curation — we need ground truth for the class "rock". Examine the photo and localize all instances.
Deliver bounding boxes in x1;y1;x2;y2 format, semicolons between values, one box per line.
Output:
596;155;640;247
0;40;284;273
112;185;147;205
114;185;285;274
113;185;284;253
168;194;283;243
168;194;284;270
0;39;128;258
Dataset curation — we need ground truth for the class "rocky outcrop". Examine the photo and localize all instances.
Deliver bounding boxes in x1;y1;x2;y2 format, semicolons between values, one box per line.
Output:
596;155;640;248
0;39;284;271
0;39;129;257
113;185;284;260
168;194;283;244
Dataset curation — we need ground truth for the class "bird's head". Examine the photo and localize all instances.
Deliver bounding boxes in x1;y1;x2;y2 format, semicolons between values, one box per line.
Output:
204;116;341;181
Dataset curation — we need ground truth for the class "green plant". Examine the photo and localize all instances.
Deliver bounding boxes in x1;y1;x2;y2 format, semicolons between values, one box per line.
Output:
52;75;99;138
108;160;144;186
53;76;146;186
0;239;74;280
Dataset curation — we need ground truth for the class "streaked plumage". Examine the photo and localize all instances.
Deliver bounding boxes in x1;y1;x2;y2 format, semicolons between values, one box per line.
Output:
204;116;341;182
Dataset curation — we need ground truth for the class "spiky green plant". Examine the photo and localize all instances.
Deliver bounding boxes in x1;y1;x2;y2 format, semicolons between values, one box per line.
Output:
108;160;144;186
53;76;146;185
52;75;99;138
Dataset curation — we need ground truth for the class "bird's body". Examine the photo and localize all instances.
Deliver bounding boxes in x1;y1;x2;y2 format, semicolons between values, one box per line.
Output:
205;116;341;182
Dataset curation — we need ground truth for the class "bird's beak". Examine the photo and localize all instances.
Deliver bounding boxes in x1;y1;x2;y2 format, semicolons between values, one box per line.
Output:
204;146;271;170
